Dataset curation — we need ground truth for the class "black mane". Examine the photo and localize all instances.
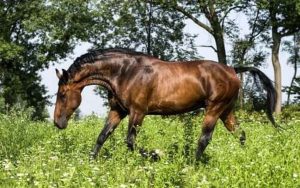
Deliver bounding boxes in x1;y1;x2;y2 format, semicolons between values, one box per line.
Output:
67;48;150;77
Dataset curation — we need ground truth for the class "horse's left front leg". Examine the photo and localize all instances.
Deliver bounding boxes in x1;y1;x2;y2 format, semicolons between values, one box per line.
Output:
126;110;145;151
91;109;126;158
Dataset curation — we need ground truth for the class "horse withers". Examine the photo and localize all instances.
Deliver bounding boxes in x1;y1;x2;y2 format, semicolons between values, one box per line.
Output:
54;48;277;160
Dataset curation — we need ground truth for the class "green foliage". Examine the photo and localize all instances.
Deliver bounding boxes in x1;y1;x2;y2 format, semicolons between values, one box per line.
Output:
90;1;199;60
297;0;300;13
0;95;5;112
254;0;300;45
269;0;300;37
290;77;300;103
1;109;300;187
0;0;97;120
280;104;300;122
157;0;251;64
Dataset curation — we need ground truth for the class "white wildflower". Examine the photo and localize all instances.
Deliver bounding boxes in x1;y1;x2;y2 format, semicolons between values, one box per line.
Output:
293;173;298;178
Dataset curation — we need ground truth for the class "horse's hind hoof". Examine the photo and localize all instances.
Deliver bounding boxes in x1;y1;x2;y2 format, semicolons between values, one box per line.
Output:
139;148;162;161
149;150;161;161
240;138;246;146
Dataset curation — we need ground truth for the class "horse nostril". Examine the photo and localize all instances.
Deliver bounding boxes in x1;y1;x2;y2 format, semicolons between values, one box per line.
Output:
54;120;64;129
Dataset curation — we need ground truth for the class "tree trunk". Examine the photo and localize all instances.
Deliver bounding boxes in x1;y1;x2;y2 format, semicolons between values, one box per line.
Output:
173;2;227;64
207;3;227;65
271;31;282;114
239;73;244;108
287;35;299;105
213;31;227;65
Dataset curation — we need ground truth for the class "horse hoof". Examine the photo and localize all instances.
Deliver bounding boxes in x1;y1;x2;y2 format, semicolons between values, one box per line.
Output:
139;148;163;161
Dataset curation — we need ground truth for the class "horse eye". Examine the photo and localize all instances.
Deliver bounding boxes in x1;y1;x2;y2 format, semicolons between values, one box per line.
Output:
59;93;66;100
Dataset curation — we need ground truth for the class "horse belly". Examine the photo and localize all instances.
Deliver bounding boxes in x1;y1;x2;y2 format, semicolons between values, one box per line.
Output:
147;81;206;114
148;99;205;115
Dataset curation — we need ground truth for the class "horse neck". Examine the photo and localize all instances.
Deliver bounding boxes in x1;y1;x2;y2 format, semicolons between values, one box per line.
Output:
72;61;121;91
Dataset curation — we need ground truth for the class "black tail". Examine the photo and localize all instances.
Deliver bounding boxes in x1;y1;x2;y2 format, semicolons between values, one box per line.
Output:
234;66;279;128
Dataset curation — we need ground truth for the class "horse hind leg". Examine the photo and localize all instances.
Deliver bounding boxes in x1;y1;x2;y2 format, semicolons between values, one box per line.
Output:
196;101;245;161
220;110;246;146
126;111;145;151
196;103;226;161
196;114;218;161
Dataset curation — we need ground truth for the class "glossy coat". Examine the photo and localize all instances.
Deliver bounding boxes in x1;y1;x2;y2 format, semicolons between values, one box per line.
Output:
54;48;277;160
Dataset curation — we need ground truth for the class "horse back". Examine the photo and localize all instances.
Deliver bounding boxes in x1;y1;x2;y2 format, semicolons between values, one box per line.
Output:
116;58;240;114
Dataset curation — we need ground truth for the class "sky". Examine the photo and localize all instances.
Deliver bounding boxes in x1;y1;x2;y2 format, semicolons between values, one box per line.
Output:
41;14;296;119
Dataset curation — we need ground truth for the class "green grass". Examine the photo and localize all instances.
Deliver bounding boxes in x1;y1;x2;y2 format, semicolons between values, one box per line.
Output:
0;110;300;187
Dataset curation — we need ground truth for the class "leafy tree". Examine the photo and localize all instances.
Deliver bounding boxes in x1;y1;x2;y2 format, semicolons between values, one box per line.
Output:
226;0;300;113
0;0;96;119
152;0;250;65
89;0;199;60
264;0;300;113
229;3;269;108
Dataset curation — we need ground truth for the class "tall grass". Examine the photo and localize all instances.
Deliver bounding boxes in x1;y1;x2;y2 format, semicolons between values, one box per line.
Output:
0;109;299;187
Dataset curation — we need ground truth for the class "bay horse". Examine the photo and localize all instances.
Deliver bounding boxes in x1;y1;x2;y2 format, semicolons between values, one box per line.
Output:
54;48;277;160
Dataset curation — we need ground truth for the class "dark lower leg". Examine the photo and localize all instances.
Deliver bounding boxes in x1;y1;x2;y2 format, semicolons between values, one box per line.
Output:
91;110;125;158
127;126;137;151
92;123;115;158
196;114;217;160
126;112;144;151
239;129;246;145
196;130;214;160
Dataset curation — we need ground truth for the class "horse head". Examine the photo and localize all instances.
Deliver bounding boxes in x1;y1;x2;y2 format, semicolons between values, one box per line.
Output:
54;69;82;129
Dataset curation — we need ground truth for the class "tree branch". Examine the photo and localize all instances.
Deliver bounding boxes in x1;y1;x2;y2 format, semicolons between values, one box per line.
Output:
281;27;300;37
220;5;246;29
198;45;217;52
174;5;213;34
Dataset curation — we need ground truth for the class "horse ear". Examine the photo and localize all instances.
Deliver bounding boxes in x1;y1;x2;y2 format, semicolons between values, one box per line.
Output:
56;69;62;79
62;69;68;76
62;69;69;81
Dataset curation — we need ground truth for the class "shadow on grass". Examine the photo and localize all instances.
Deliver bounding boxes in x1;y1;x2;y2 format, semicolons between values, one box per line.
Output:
194;153;211;167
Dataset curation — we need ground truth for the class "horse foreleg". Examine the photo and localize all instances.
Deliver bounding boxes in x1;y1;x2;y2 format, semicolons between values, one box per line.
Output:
126;111;145;151
91;109;126;159
196;101;231;161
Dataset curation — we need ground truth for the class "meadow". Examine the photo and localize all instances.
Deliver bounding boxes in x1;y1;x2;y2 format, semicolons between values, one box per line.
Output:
0;108;300;187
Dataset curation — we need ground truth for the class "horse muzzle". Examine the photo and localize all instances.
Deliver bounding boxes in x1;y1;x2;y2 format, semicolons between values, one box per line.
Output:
54;117;68;129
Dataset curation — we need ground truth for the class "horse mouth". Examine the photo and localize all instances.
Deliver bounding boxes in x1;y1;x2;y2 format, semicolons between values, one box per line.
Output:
54;117;68;129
